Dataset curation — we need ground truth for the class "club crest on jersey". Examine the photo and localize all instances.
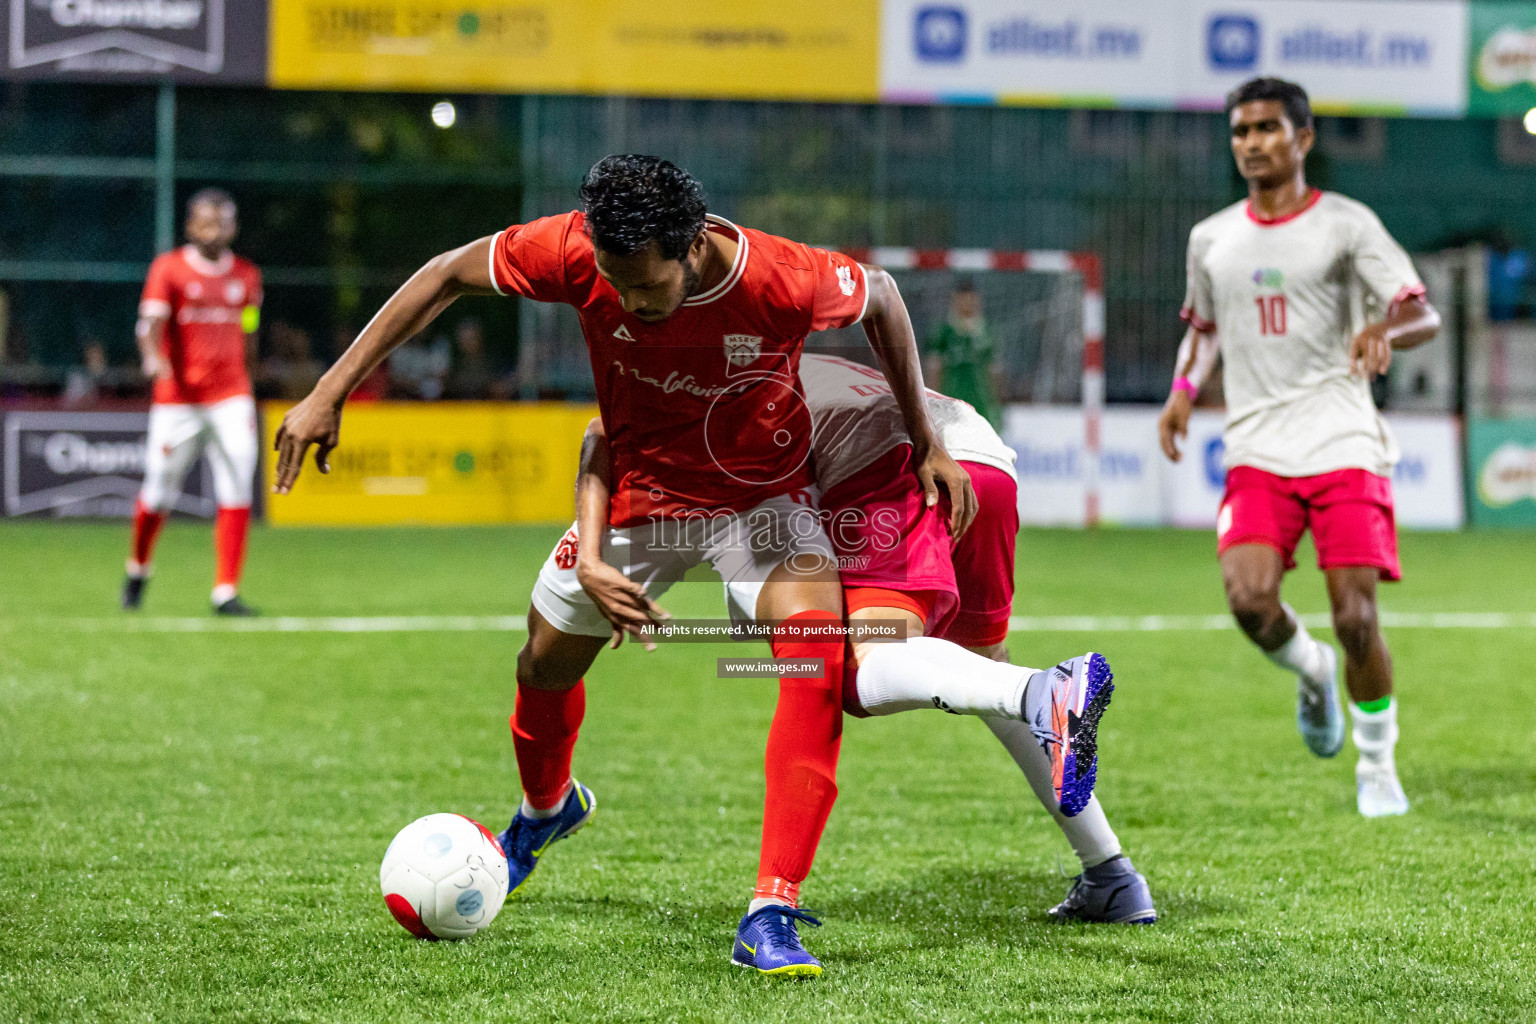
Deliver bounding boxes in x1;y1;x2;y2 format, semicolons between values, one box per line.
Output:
224;281;245;304
1252;268;1284;288
723;334;762;367
836;264;857;297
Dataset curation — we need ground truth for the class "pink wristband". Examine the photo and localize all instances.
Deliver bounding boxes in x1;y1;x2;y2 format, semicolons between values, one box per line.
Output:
1172;376;1198;399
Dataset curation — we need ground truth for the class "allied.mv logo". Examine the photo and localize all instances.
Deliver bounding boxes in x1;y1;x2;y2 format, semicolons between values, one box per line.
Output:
723;334;762;367
914;5;967;63
1207;15;1260;72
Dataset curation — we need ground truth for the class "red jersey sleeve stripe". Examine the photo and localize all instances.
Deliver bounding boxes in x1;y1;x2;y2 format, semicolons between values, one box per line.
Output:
1387;283;1427;317
1180;308;1215;332
139;299;171;318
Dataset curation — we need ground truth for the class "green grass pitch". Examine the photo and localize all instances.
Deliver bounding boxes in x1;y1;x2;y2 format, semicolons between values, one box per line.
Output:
2;522;1534;1022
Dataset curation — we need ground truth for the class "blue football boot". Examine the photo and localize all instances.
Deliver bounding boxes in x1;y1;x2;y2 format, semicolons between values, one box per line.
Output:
1297;644;1346;758
496;780;596;898
1023;653;1115;817
1049;855;1157;924
731;905;824;977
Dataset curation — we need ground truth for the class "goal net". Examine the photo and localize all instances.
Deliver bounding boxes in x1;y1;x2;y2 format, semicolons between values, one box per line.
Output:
813;248;1105;524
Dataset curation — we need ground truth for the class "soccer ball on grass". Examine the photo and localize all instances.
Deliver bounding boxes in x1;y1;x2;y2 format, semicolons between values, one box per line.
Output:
379;813;509;940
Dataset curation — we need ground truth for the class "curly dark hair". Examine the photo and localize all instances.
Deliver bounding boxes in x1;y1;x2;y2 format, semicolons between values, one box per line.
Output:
1224;77;1312;130
579;155;708;261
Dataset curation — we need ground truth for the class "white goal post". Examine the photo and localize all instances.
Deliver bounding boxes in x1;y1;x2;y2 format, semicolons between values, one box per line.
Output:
830;247;1106;526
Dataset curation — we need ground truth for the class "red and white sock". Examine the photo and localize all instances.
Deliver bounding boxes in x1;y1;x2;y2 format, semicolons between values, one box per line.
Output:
127;499;166;577
511;681;586;817
750;610;844;914
211;506;251;603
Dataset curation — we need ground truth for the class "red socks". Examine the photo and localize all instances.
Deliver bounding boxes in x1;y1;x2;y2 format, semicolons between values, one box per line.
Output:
755;610;845;907
128;500;167;573
213;506;251;591
511;681;587;811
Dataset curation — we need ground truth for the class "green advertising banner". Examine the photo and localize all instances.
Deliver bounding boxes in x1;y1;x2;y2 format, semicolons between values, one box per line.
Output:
1467;418;1536;527
1470;1;1536;115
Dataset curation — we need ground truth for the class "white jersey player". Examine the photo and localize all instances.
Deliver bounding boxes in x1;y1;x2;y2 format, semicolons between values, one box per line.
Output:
1157;78;1440;818
801;353;1157;922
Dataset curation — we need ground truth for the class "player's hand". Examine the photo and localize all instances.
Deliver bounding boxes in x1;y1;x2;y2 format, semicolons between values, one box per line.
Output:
272;393;343;494
577;558;670;650
914;441;977;540
1158;391;1193;462
140;353;168;380
1350;324;1393;379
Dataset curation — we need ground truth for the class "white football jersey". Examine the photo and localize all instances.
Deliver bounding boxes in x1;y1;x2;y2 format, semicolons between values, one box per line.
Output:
1182;190;1424;477
798;353;1017;491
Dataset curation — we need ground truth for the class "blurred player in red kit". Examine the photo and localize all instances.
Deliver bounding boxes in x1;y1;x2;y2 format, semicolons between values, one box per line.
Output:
123;189;263;616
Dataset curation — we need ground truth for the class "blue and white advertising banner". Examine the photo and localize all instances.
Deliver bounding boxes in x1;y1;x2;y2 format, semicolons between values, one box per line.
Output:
1182;1;1467;115
1005;406;1463;530
883;0;1183;107
882;0;1467;115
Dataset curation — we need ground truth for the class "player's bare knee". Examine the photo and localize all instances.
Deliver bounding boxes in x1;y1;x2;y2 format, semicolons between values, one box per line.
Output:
1226;582;1282;637
514;642;581;692
1331;600;1380;660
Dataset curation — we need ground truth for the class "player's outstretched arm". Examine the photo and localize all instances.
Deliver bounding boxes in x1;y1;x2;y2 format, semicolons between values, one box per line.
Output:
1349;296;1440;379
1158;327;1220;462
571;418;669;650
272;236;499;493
860;264;978;538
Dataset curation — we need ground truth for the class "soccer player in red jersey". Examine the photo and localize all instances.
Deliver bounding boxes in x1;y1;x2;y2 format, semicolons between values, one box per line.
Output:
1157;79;1440;817
123;189;263;616
272;156;976;975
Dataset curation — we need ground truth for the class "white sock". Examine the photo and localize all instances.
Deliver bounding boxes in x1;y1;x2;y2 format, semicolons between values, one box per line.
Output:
984;717;1122;870
1265;606;1327;681
126;559;148;578
520;781;571;820
211;583;238;605
855;637;1031;718
1351;699;1399;770
747;896;793;916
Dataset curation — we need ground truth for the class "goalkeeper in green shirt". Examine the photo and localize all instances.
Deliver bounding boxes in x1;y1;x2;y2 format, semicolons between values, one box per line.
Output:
925;278;1001;428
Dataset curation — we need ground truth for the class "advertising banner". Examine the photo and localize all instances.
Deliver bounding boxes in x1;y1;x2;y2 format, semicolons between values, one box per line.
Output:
1003;405;1163;526
1468;1;1536;116
1467;417;1536;527
267;0;879;101
1;410;214;518
1;0;268;83
882;0;1466;115
262;401;598;526
1004;405;1464;530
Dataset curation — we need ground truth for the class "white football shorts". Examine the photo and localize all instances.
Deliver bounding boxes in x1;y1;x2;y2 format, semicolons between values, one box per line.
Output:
139;394;258;512
530;489;835;637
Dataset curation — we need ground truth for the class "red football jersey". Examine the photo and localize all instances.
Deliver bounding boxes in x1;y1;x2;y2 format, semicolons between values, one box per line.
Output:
490;212;869;526
140;245;262;405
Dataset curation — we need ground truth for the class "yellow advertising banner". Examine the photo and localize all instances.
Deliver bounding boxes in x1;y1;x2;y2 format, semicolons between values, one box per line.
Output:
267;0;879;100
262;401;598;526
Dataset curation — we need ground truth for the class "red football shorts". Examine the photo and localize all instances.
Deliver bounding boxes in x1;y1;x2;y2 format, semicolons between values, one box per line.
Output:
820;447;1019;648
821;445;960;636
941;461;1018;647
1217;465;1401;581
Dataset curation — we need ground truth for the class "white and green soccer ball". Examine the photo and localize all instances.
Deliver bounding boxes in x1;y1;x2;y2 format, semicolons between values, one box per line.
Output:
379;813;509;940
